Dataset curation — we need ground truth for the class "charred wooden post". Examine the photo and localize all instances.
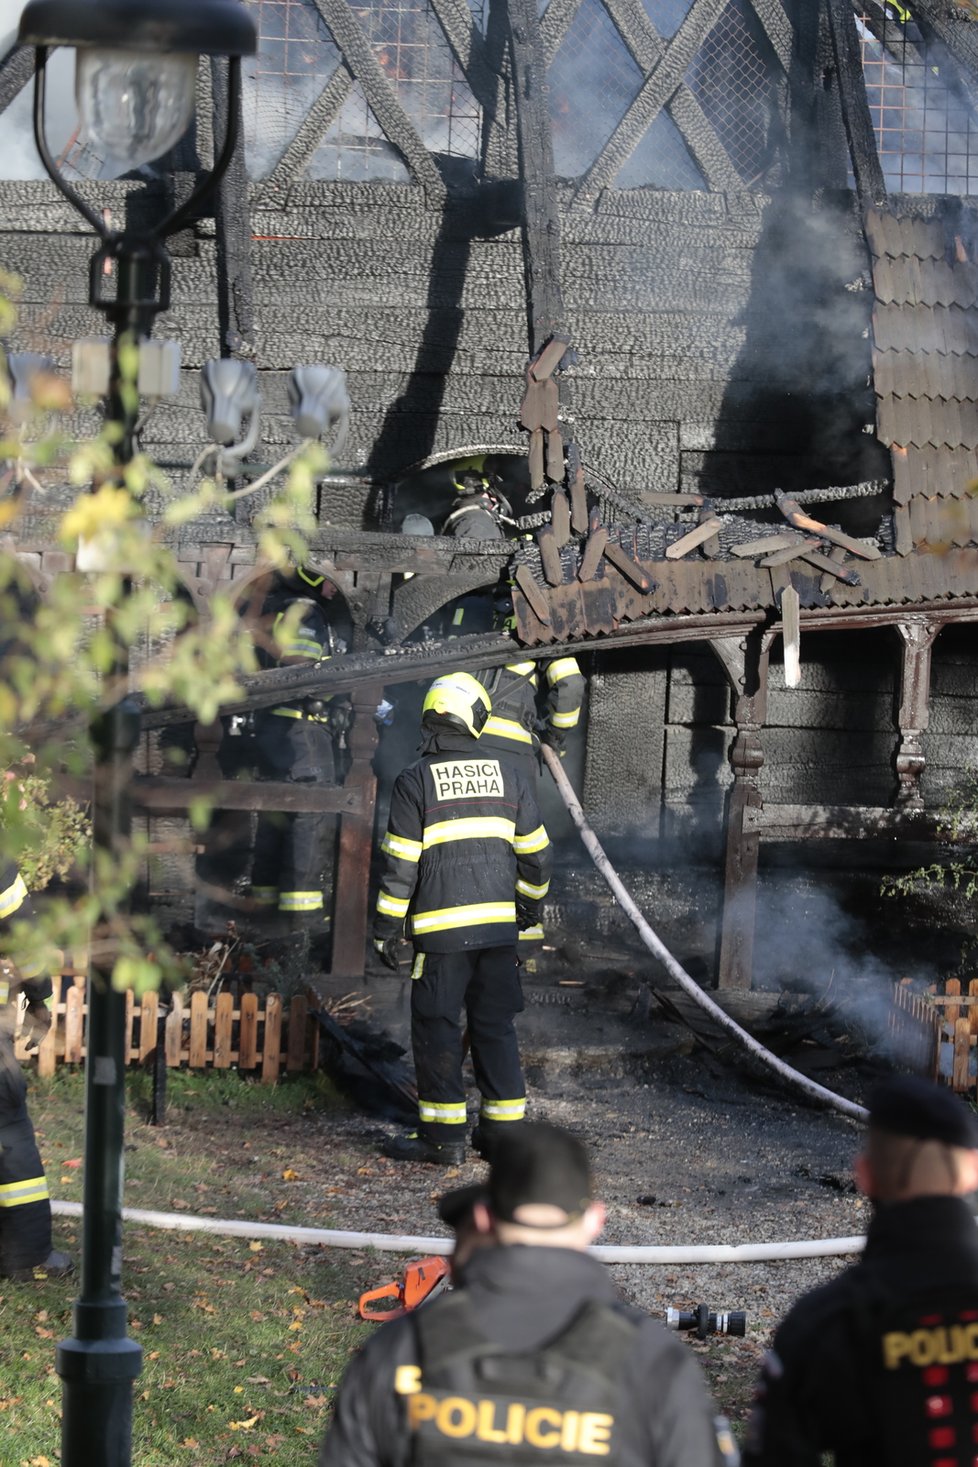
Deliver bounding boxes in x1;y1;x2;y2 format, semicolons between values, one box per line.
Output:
713;629;773;992
330;683;382;977
895;618;939;809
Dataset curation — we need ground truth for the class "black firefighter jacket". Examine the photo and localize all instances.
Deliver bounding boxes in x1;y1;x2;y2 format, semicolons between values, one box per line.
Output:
318;1245;733;1467
373;732;552;952
742;1194;978;1466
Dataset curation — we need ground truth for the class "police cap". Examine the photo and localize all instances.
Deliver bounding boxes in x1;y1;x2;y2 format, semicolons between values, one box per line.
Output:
437;1183;488;1229
868;1074;978;1150
488;1122;593;1225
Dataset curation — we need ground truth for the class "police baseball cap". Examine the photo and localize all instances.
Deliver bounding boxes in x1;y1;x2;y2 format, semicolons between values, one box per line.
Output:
868;1074;978;1150
437;1183;488;1229
488;1122;593;1225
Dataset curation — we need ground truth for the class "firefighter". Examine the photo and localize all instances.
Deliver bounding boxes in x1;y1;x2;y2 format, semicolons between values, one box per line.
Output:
440;457;513;540
250;567;345;960
318;1121;736;1467
743;1074;978;1466
0;859;72;1280
447;593;585;965
373;672;552;1165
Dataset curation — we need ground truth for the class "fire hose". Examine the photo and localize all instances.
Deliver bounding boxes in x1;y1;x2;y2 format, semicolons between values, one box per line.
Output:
50;1200;867;1261
540;746;868;1125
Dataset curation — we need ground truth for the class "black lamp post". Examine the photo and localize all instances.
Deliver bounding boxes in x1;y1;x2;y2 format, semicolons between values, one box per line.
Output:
15;4;256;1465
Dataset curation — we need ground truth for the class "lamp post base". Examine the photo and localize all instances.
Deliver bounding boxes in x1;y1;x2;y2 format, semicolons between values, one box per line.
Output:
57;1330;143;1467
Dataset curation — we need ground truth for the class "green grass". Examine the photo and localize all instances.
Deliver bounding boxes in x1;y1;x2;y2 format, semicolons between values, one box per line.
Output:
2;1069;378;1466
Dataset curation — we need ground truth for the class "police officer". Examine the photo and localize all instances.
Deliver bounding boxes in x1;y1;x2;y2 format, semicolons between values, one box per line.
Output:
250;567;344;960
0;859;72;1280
743;1074;978;1466
318;1121;735;1467
373;672;552;1165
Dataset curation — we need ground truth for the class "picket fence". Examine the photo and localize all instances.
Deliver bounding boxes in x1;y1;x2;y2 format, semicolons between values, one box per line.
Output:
890;977;978;1094
13;971;320;1083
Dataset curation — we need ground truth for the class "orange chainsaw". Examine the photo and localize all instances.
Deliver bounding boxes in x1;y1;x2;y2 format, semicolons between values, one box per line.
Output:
358;1256;451;1321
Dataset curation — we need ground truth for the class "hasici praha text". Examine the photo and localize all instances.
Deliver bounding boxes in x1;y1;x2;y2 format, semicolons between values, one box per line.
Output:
431;760;504;802
395;1367;614;1455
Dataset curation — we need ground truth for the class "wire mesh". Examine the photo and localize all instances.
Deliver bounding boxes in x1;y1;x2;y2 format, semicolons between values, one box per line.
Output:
686;0;778;188
547;0;643;178
241;0;487;180
857;9;978;195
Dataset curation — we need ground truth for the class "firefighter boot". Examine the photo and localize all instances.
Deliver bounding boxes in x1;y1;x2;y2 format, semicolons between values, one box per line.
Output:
382;1132;466;1166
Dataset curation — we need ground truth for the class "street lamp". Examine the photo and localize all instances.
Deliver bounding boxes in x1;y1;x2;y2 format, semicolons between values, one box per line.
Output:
16;4;256;1466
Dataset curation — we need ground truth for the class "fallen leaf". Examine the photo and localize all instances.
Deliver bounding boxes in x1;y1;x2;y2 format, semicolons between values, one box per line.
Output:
248;1241;263;1253
303;1394;328;1409
282;1168;299;1181
63;1158;81;1169
228;1414;260;1431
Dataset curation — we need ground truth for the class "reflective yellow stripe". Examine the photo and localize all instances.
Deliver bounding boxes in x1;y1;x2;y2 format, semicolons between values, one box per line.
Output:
480;1097;526;1121
514;825;549;855
452;607;465;626
412;901;515;933
0;1174;50;1207
0;979;8;1005
0;872;28;920
411;952;426;980
551;708;581;729
516;878;549;900
506;661;535;673
546;658;580;684
282;637;325;658
418;1100;468;1124
518;924;545;942
382;833;423;863
377;893;410;918
251;886;278;906
270;707;331;722
297;567;325;587
279;891;323;912
422;817;516;849
484;716;533;745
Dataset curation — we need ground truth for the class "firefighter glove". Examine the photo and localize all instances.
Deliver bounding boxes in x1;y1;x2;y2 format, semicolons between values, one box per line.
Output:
374;935;403;971
541;726;566;755
515;898;539;932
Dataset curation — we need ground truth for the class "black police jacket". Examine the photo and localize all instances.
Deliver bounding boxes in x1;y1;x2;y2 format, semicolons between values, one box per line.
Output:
743;1194;978;1466
318;1244;732;1467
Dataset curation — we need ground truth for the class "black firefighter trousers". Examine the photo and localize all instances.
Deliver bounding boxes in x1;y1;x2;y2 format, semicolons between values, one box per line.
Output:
410;945;526;1146
0;1038;52;1273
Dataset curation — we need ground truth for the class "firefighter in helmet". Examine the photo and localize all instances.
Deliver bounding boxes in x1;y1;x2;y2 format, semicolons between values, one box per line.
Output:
0;860;72;1280
372;672;552;1165
250;566;347;961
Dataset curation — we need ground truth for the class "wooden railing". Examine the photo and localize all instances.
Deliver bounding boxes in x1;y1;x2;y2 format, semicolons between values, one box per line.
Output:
890;978;978;1095
13;973;320;1083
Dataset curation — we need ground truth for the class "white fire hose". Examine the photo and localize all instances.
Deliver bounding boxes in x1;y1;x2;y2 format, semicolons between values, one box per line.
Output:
50;1201;866;1261
540;746;868;1125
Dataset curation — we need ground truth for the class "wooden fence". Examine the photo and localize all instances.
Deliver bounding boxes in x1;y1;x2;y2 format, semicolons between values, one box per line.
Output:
891;978;978;1095
13;973;320;1083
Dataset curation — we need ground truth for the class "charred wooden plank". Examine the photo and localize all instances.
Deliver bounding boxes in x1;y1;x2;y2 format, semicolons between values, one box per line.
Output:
546;423;565;483
537;524;564;585
776;494;882;559
514;564;552;623
578;526;609;582
603;540;652;590
781;584;801;688
640;491;705;507
819;544;849;595
551;489;571;546
529;333;571;381
798;549;861;584
730;532;808;558
131;777;363;815
665;516;723;560
758;538;821;567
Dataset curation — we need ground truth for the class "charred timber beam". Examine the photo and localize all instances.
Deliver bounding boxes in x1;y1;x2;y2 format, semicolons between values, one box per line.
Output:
508;0;564;350
304;532;513;577
0;44;33;114
330;683;381;978
713;630;773;993
742;804;965;841
895;618;939;810
827;0;887;211
130;778;365;816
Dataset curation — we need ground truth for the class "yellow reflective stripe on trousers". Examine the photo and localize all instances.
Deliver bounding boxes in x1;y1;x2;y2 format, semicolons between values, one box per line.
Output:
422;817;516;849
0;871;27;920
546;658;580;684
382;832;423;862
480;1097;526;1121
513;824;549;855
279;891;323;912
0;1174;50;1207
418;1100;467;1124
411;952;426;980
377;892;410;918
483;716;533;745
550;708;581;728
412;901;515;933
516;877;549;900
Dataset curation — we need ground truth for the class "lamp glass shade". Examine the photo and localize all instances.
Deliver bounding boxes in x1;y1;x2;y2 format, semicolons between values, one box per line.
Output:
75;48;197;167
